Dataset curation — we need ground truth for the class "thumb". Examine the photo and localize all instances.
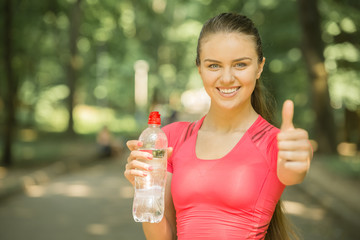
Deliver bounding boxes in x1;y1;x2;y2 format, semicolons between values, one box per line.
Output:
281;100;295;130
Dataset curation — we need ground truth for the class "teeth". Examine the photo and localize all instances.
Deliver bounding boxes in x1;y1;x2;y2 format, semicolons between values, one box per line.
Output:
219;88;238;94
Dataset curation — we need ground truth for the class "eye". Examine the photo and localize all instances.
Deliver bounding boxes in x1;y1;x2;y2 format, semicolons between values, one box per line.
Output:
208;64;220;69
235;62;246;68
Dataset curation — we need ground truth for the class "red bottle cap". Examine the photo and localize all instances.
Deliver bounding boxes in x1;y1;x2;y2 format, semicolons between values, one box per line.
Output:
148;111;161;125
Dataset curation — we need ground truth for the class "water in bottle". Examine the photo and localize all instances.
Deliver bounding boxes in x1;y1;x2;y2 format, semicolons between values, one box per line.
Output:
133;111;168;223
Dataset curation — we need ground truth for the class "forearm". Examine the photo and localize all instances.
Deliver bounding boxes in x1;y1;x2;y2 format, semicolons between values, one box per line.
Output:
142;216;175;240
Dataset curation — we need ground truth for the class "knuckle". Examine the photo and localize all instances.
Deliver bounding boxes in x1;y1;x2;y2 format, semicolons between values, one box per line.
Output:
125;163;130;170
277;132;284;140
126;140;133;149
129;150;139;160
126;140;140;151
301;151;309;159
298;129;308;138
278;150;288;159
302;140;310;149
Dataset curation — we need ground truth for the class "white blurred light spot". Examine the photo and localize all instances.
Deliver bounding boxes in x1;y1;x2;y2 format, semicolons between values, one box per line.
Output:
181;88;210;114
86;224;109;235
283;200;325;221
134;60;149;108
120;185;134;199
26;185;45;198
337;142;358;157
66;184;91;197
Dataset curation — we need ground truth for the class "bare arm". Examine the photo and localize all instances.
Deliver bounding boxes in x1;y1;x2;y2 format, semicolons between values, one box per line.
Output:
124;140;176;239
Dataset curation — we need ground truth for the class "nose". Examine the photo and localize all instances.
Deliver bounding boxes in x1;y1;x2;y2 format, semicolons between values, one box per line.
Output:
221;67;234;84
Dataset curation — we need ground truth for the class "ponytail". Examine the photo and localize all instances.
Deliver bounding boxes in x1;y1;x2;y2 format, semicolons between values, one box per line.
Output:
265;201;300;240
252;79;300;240
251;79;275;124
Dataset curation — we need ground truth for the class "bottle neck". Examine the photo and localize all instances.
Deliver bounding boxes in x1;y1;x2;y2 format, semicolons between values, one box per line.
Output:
148;124;161;128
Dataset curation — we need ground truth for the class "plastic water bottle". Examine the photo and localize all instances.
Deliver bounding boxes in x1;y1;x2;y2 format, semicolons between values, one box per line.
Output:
133;111;168;223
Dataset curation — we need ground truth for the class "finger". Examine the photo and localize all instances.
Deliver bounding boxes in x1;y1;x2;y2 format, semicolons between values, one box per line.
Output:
281;160;309;172
126;160;153;171
127;150;153;163
124;168;148;178
281;100;295;131
277;129;309;141
126;140;143;151
278;139;311;151
278;150;310;162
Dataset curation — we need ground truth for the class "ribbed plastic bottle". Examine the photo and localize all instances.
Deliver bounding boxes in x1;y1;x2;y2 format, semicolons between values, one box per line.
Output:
133;111;168;223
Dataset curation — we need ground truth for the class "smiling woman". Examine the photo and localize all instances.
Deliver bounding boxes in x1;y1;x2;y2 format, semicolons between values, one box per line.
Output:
124;13;312;240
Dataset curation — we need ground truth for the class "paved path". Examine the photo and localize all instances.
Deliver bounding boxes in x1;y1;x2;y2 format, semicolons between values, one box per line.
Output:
0;159;143;240
0;158;359;240
283;186;359;239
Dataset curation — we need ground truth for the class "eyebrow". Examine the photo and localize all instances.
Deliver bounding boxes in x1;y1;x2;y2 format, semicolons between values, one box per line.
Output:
204;57;252;63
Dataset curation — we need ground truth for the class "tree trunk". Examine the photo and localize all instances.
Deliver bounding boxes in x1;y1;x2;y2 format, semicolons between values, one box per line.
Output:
344;108;360;147
66;0;82;135
297;0;338;153
2;0;17;167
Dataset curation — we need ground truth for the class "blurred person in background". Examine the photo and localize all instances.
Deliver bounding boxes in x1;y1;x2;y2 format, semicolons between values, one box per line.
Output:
97;125;123;158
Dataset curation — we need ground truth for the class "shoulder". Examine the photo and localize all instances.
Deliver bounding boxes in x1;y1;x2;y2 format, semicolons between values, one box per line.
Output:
247;116;281;170
162;121;191;146
247;116;280;160
248;116;279;145
162;121;191;135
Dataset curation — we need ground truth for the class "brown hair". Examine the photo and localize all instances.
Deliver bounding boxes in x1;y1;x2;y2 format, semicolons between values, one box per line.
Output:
196;13;299;240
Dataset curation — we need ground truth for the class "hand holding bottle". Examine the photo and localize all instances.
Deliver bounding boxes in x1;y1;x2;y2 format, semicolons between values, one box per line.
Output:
124;140;173;186
124;111;171;223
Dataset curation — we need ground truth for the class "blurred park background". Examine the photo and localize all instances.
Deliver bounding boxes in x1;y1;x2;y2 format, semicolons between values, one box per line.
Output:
0;0;360;239
1;0;359;173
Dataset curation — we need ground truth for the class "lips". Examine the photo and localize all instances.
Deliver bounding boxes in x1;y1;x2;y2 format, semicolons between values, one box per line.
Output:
216;87;240;96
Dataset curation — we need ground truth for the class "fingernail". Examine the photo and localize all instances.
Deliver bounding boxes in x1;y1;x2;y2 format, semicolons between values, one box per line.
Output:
148;166;153;171
137;142;142;146
143;172;148;176
147;154;153;160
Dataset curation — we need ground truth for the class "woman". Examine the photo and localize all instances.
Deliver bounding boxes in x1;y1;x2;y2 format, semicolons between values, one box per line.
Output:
125;13;312;240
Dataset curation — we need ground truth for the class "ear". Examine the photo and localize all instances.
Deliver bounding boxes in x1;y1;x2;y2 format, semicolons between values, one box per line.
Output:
256;57;265;79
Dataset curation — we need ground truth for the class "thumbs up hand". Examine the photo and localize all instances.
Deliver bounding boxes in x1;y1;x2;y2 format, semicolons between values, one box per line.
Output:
277;100;312;186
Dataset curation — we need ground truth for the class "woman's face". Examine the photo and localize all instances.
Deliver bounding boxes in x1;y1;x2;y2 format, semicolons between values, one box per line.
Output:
197;32;265;111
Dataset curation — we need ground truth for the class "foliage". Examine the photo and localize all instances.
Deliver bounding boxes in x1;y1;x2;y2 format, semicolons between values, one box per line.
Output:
0;0;359;138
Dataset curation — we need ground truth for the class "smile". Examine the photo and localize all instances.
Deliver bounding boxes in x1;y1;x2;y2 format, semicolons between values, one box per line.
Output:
217;87;240;94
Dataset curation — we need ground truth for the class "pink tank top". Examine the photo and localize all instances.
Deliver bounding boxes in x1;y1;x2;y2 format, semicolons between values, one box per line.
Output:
162;115;285;239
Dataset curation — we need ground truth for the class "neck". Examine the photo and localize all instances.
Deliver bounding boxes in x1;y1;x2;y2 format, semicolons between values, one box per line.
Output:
203;102;259;133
